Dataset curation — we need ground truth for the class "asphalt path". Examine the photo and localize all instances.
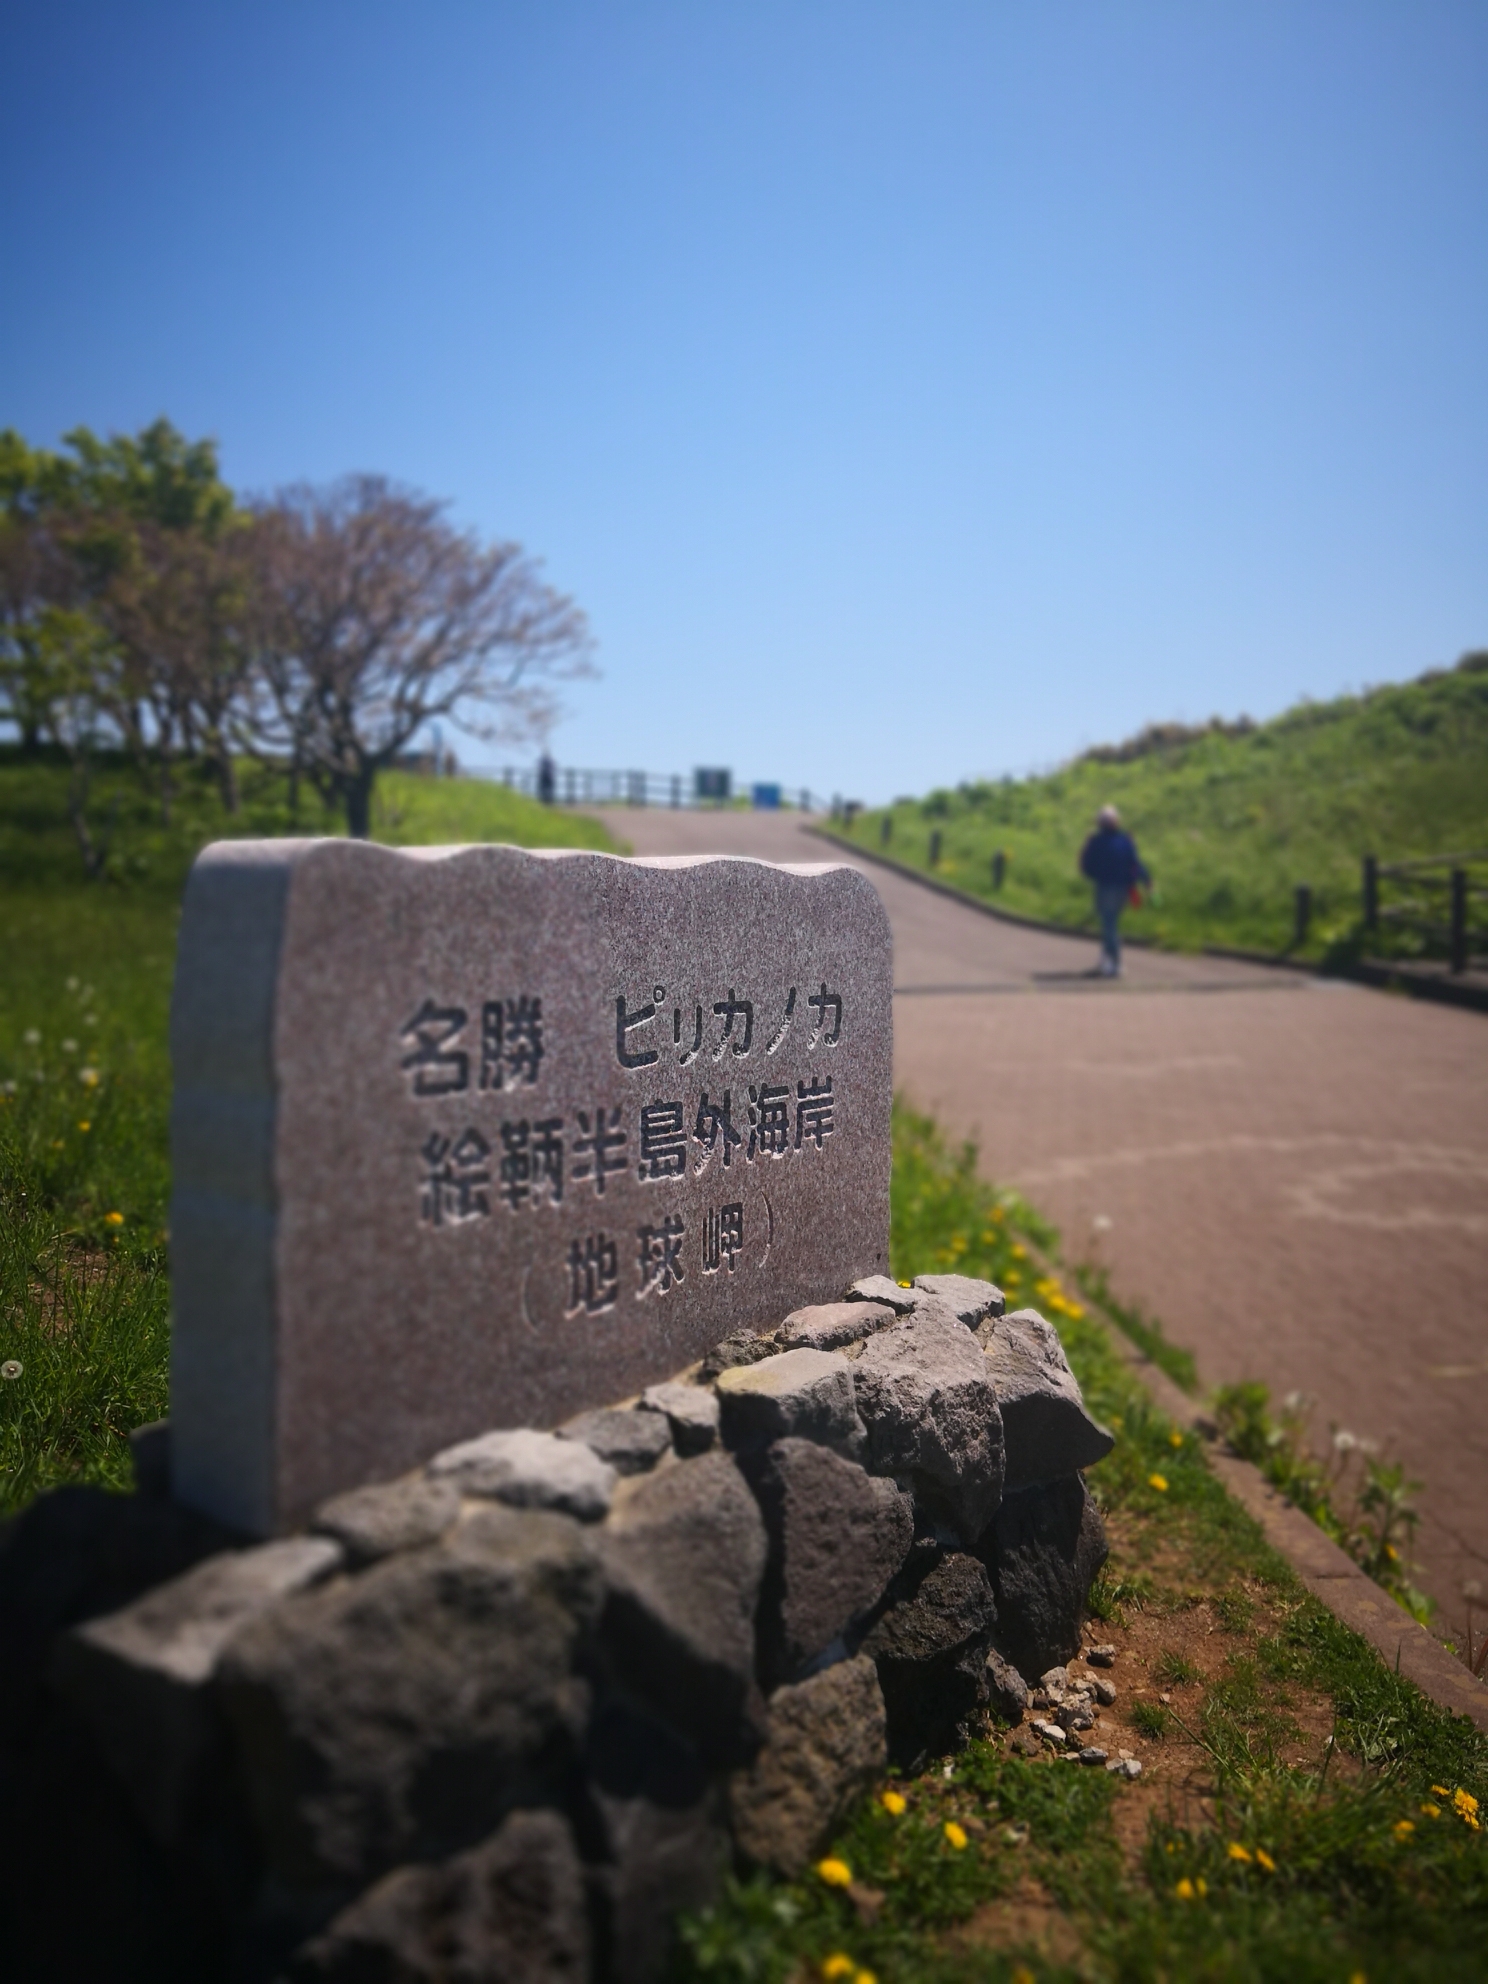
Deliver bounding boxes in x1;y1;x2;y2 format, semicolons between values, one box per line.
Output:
594;806;1488;1636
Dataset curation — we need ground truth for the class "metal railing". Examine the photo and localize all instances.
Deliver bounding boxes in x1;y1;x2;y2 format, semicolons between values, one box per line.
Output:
475;764;824;813
1364;850;1488;974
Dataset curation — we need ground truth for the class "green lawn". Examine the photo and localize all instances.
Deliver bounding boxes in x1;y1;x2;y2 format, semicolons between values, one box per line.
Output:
824;655;1488;963
0;751;619;1508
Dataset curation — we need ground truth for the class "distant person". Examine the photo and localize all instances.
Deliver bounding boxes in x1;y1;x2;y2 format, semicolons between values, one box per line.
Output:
537;752;557;806
1079;804;1150;978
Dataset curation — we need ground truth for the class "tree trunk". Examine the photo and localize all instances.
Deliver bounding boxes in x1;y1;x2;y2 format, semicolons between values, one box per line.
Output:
345;766;375;840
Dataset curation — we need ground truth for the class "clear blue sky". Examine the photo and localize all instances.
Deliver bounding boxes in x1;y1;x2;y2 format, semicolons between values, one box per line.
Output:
4;2;1485;801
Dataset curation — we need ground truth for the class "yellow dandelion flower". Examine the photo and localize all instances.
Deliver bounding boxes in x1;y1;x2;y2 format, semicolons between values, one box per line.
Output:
821;1957;855;1981
1349;1973;1367;1984
1067;1302;1086;1319
1255;1848;1276;1873
51;1138;64;1150
1168;1430;1183;1448
1385;1543;1399;1562
1196;1878;1207;1897
77;1120;91;1132
816;1857;853;1888
1421;1803;1441;1819
79;1066;100;1087
897;1280;911;1289
1174;1878;1194;1900
1453;1788;1479;1817
1392;1819;1415;1841
1431;1785;1451;1798
1148;1473;1169;1492
1012;1970;1035;1984
943;1821;968;1850
880;1789;906;1816
854;1971;877;1984
104;1210;124;1226
1227;1842;1252;1863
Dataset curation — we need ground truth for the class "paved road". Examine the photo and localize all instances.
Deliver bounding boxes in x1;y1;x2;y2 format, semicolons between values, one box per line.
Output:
594;807;1488;1636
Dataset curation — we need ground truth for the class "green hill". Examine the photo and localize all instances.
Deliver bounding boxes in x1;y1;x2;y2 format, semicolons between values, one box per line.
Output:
828;654;1488;960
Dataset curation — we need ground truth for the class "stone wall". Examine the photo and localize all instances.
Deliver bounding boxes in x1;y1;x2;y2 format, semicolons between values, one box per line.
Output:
0;1277;1114;1983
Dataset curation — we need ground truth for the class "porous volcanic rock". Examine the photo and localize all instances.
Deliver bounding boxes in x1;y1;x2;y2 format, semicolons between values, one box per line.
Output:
858;1551;998;1765
911;1274;1006;1329
979;1474;1109;1681
558;1407;672;1477
311;1476;461;1565
853;1313;1005;1539
427;1428;617;1522
638;1382;720;1456
750;1438;913;1683
729;1656;888;1874
714;1348;866;1461
984;1310;1114;1488
597;1452;768;1768
777;1300;895;1352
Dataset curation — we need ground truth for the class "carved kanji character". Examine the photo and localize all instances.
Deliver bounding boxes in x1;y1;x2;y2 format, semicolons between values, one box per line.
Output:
795;1075;835;1149
400;1001;469;1096
807;983;843;1046
637;1215;686;1295
748;1082;792;1159
674;1003;703;1066
693;1090;743;1172
712;989;754;1059
531;1117;564;1204
702;1202;744;1274
419;1127;490;1224
637;1101;687;1180
499;1120;531;1210
482;997;544;1089
573;1104;628;1195
566;1233;619;1313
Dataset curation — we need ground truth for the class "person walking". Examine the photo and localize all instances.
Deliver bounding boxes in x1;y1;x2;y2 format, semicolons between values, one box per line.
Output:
1079;804;1150;977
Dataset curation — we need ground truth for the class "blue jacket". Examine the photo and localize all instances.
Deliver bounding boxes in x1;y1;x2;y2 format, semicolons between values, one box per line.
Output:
1080;826;1150;889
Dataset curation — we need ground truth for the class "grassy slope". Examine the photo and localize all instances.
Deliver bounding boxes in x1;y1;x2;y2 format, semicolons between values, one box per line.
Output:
0;752;619;1507
826;657;1488;961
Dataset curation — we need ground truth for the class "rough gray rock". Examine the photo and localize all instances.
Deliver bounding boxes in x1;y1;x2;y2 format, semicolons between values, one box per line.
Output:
778;1300;894;1352
853;1313;1005;1539
698;1331;781;1380
311;1476;461;1565
985;1646;1029;1724
859;1552;998;1766
980;1475;1110;1682
847;1275;917;1314
729;1656;887;1874
984;1310;1115;1487
584;1696;727;1984
558;1407;672;1477
1084;1643;1117;1667
220;1505;602;1895
597;1452;768;1768
715;1348;866;1461
428;1428;616;1522
286;1806;589;1983
912;1274;1005;1329
50;1536;343;1846
750;1438;913;1683
638;1382;720;1456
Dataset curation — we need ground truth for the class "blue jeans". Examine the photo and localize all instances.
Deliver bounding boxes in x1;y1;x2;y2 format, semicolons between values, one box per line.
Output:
1095;883;1127;971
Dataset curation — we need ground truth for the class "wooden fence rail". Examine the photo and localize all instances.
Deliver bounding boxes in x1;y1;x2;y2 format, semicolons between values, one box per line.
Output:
1364;851;1488;974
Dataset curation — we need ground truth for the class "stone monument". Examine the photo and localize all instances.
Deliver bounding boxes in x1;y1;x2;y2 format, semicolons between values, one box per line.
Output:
169;841;893;1534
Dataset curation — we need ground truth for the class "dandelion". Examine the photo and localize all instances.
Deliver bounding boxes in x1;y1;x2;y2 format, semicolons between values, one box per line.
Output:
1421;1803;1441;1819
77;1121;90;1133
105;1211;124;1227
1169;1430;1183;1448
854;1972;877;1984
1453;1788;1480;1830
1148;1474;1170;1493
1432;1785;1451;1798
1227;1842;1252;1863
1255;1848;1276;1873
943;1821;968;1850
1392;1819;1415;1841
23;1027;40;1045
1385;1543;1400;1562
880;1790;906;1816
1174;1878;1195;1900
1092;1214;1113;1233
61;1038;77;1053
1196;1878;1207;1896
51;1138;64;1150
816;1857;853;1888
897;1280;911;1290
1066;1302;1086;1319
821;1957;855;1981
79;1067;100;1087
66;976;79;991
1;1360;22;1381
1012;1971;1035;1984
1333;1429;1357;1453
0;1080;15;1095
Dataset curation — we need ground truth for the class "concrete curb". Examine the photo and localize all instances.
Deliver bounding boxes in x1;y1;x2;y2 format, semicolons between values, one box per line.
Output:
1090;1297;1488;1735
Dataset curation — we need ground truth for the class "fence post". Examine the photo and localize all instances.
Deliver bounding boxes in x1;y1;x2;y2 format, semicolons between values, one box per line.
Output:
1451;867;1468;973
1293;884;1312;950
992;849;1006;891
880;815;892;846
671;775;681;808
929;829;942;868
1362;854;1378;932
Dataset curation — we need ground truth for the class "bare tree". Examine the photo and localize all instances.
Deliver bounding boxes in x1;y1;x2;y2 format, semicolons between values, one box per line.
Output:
248;477;592;837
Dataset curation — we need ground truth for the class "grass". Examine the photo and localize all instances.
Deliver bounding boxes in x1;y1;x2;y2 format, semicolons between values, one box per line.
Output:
0;750;619;1509
675;1105;1488;1982
821;654;1488;964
